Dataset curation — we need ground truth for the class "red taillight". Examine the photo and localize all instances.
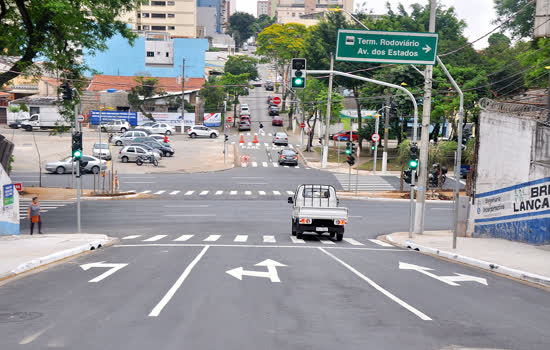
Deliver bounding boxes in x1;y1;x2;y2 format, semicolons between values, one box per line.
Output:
285;138;288;140
119;150;122;154
293;156;298;160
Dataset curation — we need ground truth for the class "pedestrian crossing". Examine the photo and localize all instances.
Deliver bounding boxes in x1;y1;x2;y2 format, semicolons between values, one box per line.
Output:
120;233;395;247
334;174;398;191
243;161;306;168
126;189;297;197
19;198;74;217
234;142;300;151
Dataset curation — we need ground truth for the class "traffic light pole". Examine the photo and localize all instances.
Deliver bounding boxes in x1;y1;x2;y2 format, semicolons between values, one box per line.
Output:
373;113;379;174
74;103;81;233
321;54;334;169
408;169;416;238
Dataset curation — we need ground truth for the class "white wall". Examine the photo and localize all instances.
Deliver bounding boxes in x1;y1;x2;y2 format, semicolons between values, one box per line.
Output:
0;165;19;235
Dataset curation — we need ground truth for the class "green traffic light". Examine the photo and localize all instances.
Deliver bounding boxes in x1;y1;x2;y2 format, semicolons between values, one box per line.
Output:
292;77;304;88
409;159;418;169
345;149;351;155
73;150;82;158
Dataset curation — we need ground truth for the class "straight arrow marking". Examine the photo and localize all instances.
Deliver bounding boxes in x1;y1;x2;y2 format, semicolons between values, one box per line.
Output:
226;259;286;283
80;262;128;283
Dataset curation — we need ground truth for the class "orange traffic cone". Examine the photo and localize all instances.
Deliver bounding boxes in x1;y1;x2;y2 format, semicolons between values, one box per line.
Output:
239;135;245;143
252;135;259;144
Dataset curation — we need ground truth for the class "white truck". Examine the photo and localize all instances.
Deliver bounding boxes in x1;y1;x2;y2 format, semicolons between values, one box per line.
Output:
288;184;348;241
21;113;71;131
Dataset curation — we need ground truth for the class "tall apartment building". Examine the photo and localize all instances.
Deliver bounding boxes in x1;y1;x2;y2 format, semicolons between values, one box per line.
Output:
122;0;197;38
257;1;270;17
277;0;352;20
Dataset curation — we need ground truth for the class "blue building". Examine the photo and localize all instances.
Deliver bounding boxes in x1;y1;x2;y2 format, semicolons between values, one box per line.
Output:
197;0;222;34
83;33;208;78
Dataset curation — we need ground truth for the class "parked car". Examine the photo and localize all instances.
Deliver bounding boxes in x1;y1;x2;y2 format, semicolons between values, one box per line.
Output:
267;96;273;103
265;81;274;91
45;155;107;174
129;143;163;159
288;184;348;241
142;141;174;157
140;122;175;135
240;104;250;115
272;116;283;126
187;125;219;138
118;145;157;163
130;128;153;135
269;106;279;116
92;142;111;160
330;130;358;141
460;165;471;179
238;121;251;131
138;121;156;128
150;134;170;144
240;115;251;123
111;130;149;146
100;120;130;133
273;132;288;145
278;149;298;166
8;117;29;129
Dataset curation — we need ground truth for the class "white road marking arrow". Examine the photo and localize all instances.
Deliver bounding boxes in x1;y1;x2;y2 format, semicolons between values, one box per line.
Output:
80;261;128;283
226;259;286;283
399;262;487;286
422;44;432;53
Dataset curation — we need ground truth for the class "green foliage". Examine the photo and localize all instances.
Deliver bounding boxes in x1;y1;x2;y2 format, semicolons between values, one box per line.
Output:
224;56;259;80
128;76;166;121
0;0;141;88
357;119;376;142
254;14;277;34
7;105;20;113
493;0;536;39
201;76;225;112
464;137;476;164
227;12;256;50
397;139;412;169
256;23;307;64
221;72;250;123
8;155;14;174
429;141;457;167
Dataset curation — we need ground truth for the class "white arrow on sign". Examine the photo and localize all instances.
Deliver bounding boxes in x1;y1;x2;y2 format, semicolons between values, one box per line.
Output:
80;261;128;283
226;259;286;283
422;44;432;53
399;262;487;286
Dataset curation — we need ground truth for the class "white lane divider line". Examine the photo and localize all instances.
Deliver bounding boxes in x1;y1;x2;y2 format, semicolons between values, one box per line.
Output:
284;165;289;168
143;235;167;242
122;235;141;240
259;191;266;195
200;190;209;196
263;235;276;243
169;190;180;195
248;142;252;146
244;191;252;195
140;190;151;194
264;143;268;147
319;238;336;245
252;162;258;167
204;235;221;242
247;133;251;136
289;144;294;149
273;162;279;167
154;190;165;195
268;133;272;136
262;162;268;167
319;248;432;321
174;234;194;242
295;166;300;169
230;190;237;195
149;246;209;317
215;190;223;195
273;190;281;195
369;239;393;247
184;191;194;196
290;236;305;244
343;238;364;246
234;235;248;242
286;191;294;195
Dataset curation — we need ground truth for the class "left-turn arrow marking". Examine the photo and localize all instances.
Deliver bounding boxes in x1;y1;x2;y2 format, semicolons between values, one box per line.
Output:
80;261;128;283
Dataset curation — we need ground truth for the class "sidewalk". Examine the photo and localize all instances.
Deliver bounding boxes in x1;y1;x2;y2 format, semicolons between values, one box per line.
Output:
0;233;116;281
385;230;550;288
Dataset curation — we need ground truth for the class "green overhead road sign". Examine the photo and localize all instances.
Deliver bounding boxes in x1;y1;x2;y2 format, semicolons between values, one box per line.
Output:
336;29;439;65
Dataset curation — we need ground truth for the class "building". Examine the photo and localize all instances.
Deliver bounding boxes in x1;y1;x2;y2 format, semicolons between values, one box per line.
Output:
258;1;269;17
269;0;278;17
229;0;236;16
277;0;352;21
121;0;197;38
197;0;225;35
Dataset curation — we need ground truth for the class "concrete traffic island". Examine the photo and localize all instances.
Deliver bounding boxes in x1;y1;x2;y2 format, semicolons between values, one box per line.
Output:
385;230;550;288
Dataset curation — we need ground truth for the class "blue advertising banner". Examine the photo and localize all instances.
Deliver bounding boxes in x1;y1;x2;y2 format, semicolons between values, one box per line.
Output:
3;184;14;207
203;113;221;127
91;111;138;126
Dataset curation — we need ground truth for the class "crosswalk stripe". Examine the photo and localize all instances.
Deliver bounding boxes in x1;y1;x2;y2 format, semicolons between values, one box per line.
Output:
204;234;221;242
295;166;300;169
343;238;364;246
244;191;252;195
369;239;393;247
122;235;141;240
200;190;209;195
169;190;180;195
259;191;266;195
230;190;237;195
247;133;250;136
286;191;294;195
289;144;294;149
234;235;248;242
154;190;165;195
273;162;279;167
284;165;289;168
290;236;305;244
264;143;268;147
263;235;276;243
268;133;272;136
141;190;151;194
174;234;194;241
262;162;268;167
319;238;336;245
252;162;258;167
184;191;194;196
143;235;167;242
273;190;281;195
215;190;223;195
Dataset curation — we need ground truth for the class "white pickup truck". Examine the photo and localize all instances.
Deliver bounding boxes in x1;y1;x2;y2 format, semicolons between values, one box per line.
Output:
21;113;70;131
288;184;348;241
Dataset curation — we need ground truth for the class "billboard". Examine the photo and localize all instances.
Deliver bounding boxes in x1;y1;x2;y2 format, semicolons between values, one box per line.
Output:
203;113;221;127
91;111;138;126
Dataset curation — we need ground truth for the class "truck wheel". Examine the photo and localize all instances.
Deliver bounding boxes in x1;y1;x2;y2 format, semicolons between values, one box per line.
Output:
330;232;335;239
296;230;303;239
291;221;296;236
25;125;32;132
336;233;343;242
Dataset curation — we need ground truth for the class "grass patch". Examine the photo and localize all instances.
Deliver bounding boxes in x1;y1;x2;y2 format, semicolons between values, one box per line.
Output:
358;159;404;171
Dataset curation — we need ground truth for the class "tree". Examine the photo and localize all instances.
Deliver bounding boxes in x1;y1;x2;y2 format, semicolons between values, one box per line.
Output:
227;12;256;50
295;79;325;151
493;0;536;39
221;72;250;126
128;76;166;121
224;56;259;80
0;0;141;88
254;14;277;34
201;76;225;113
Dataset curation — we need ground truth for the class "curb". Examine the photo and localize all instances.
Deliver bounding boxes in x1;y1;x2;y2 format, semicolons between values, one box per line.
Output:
80;193;141;200
1;235;117;281
385;234;550;287
337;195;454;203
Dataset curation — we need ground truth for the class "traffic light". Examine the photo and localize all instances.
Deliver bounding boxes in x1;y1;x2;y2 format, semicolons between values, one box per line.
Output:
390;102;397;116
350;142;357;155
409;143;418;170
345;141;352;155
346;142;356;166
224;134;229;142
72;132;82;160
291;58;306;89
61;82;72;101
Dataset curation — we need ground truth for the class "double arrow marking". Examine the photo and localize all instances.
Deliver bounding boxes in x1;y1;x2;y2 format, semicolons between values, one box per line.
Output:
399;262;488;286
226;259;286;283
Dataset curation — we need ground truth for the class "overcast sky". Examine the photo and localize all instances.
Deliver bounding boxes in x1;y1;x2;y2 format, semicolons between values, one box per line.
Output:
236;0;497;49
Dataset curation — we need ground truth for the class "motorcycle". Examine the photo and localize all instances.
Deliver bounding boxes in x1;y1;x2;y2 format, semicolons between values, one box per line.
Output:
136;154;158;167
428;163;447;188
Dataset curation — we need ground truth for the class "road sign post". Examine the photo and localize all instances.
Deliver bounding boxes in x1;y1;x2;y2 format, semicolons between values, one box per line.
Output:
336;29;439;65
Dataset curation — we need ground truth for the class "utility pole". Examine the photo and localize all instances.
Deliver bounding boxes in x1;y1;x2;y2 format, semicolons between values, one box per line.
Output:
322;53;335;169
414;0;436;235
382;87;391;173
181;58;185;130
373;113;379;174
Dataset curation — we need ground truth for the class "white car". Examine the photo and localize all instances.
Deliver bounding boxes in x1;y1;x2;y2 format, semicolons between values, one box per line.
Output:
100;120;130;133
240;104;250;114
141;122;175;135
92;142;111;160
187;125;219;138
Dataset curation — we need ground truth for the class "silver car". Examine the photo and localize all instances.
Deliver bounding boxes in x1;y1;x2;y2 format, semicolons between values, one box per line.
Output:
118;145;157;163
111;130;149;146
45;155;107;174
273;132;288;145
92;142;111;160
